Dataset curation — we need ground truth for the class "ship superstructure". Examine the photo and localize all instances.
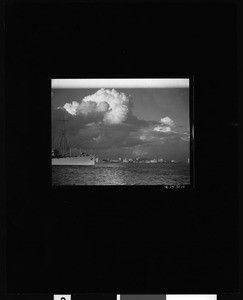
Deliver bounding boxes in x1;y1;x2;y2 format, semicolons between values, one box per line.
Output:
52;113;95;166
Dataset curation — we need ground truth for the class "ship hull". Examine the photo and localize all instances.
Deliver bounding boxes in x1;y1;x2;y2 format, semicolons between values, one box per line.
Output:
52;156;95;166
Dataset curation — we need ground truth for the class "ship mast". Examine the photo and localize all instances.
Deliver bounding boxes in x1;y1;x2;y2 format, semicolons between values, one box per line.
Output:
58;112;69;157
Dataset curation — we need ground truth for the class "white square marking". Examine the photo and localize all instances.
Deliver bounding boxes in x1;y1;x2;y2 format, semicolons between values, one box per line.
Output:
167;295;216;300
54;295;71;300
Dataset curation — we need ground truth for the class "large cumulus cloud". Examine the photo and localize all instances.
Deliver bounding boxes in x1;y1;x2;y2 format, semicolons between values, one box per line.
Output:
63;88;130;125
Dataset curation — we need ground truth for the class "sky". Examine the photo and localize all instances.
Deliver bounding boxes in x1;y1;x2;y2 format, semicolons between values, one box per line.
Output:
51;79;190;161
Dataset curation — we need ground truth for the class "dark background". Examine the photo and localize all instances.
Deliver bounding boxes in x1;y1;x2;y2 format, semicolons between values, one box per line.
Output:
4;0;238;296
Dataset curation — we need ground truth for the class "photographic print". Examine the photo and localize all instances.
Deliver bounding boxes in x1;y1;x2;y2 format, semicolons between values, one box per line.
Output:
51;79;191;186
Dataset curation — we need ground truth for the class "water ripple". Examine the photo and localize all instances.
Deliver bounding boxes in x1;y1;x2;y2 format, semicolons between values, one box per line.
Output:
52;163;190;186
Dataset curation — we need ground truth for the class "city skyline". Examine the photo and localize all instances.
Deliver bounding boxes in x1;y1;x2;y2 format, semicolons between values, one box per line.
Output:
52;79;190;161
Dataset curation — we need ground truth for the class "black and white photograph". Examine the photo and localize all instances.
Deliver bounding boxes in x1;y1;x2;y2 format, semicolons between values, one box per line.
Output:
52;79;191;186
3;1;239;298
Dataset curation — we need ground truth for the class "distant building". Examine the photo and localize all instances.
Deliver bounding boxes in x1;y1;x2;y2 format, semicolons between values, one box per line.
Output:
102;158;109;162
123;158;129;163
150;159;158;163
158;158;164;163
110;159;119;163
171;159;176;163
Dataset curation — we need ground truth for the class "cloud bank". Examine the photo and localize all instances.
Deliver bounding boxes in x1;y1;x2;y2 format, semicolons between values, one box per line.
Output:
53;88;190;159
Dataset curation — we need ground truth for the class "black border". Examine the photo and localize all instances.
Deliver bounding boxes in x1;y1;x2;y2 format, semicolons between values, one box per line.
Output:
3;0;239;298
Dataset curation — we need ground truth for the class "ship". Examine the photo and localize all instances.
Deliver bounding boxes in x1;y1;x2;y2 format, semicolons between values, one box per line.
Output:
52;114;95;166
52;154;95;166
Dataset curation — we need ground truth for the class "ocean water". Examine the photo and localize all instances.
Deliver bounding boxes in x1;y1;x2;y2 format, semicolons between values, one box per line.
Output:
52;163;190;186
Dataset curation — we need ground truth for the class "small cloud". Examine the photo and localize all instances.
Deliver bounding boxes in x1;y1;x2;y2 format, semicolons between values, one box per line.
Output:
132;145;149;157
154;125;172;132
139;133;156;142
86;122;96;127
63;101;79;115
93;136;102;142
139;135;147;141
181;136;190;141
160;116;175;127
181;129;190;141
57;106;66;111
153;116;176;133
181;130;190;141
